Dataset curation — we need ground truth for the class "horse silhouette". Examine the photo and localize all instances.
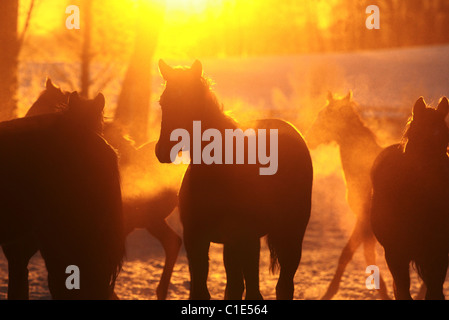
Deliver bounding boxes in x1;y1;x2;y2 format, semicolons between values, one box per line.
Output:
306;92;390;299
371;97;449;300
155;60;313;300
2;79;74;299
5;79;183;300
0;91;125;299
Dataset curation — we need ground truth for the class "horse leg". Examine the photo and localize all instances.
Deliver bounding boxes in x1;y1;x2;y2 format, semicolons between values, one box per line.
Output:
385;249;412;300
362;234;391;300
419;252;447;300
223;242;244;300
241;237;263;300
184;229;211;300
268;227;305;300
321;218;364;300
416;282;427;300
146;219;182;300
2;240;38;300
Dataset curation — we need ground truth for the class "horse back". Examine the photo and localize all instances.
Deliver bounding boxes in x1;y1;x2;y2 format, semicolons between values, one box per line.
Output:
370;144;403;189
247;118;312;174
179;118;312;242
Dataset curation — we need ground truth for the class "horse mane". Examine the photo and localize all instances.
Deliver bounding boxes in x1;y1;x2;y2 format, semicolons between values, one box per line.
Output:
160;72;237;129
399;116;414;151
199;76;239;130
401;104;449;155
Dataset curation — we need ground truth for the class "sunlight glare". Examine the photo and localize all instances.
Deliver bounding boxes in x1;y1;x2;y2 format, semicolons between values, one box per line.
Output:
165;0;212;15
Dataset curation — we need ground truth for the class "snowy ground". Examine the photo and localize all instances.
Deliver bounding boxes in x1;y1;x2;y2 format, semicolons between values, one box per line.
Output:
2;171;448;300
1;45;449;300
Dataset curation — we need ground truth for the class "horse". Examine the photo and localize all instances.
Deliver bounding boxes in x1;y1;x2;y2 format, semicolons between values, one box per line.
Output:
0;91;125;299
1;78;102;299
103;123;184;300
5;79;183;300
155;59;313;300
1;78;72;299
371;97;449;300
306;92;390;299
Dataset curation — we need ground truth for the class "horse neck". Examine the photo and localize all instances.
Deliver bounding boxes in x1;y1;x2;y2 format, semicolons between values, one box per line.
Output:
27;95;52;116
404;141;448;165
198;94;238;132
337;118;382;181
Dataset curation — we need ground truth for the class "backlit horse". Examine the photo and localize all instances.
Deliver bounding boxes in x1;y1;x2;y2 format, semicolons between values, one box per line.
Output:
156;60;313;300
0;91;125;299
6;79;183;300
1;78;70;299
306;92;389;299
371;97;449;300
103;123;184;300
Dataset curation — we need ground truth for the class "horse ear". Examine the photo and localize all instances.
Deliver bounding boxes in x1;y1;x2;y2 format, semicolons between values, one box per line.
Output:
159;59;173;81
437;97;449;118
191;60;203;78
413;97;426;118
93;93;105;111
46;78;57;90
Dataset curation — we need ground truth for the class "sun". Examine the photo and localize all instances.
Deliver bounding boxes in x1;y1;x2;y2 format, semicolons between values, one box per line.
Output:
165;0;212;15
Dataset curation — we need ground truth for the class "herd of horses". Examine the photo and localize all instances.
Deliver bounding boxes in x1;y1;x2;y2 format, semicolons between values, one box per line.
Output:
0;60;448;300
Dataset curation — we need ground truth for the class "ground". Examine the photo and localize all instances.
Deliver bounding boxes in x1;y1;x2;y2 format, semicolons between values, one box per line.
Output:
1;170;447;300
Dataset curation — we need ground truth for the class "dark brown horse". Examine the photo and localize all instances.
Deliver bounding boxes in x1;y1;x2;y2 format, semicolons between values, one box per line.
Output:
4;79;183;300
371;97;449;300
306;92;390;299
1;79;72;299
0;91;125;299
155;60;313;300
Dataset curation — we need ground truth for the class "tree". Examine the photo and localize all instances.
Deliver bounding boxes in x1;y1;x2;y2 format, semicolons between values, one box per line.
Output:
114;0;166;145
0;0;19;121
0;0;35;121
80;0;92;98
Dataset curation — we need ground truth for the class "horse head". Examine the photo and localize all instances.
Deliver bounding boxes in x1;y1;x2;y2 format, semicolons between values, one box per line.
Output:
404;96;449;158
26;78;70;117
306;91;356;149
156;59;211;163
64;91;105;135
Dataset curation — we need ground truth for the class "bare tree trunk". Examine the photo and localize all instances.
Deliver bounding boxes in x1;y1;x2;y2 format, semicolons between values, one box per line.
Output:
115;0;165;145
0;0;19;121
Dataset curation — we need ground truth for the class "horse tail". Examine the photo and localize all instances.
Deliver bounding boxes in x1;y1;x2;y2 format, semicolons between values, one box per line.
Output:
266;235;280;274
412;249;437;285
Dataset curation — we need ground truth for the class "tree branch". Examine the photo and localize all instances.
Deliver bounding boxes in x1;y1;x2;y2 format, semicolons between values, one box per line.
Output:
18;0;35;53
